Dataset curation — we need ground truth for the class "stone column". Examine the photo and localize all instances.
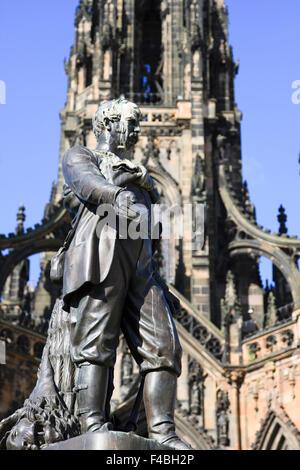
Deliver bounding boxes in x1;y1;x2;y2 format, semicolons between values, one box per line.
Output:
0;341;5;365
228;371;244;450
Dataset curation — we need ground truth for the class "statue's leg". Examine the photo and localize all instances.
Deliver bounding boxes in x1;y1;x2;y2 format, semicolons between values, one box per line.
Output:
70;282;125;434
143;369;192;450
76;363;110;433
122;239;192;449
70;238;143;434
105;367;115;420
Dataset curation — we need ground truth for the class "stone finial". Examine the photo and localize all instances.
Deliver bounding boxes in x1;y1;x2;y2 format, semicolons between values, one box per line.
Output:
277;205;288;235
16;205;25;235
49;181;57;205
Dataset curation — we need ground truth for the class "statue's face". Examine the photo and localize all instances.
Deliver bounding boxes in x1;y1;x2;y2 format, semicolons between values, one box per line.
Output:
109;104;141;151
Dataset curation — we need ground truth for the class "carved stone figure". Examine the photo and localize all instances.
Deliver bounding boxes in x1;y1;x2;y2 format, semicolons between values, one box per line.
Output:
217;410;229;447
0;98;191;451
216;389;230;447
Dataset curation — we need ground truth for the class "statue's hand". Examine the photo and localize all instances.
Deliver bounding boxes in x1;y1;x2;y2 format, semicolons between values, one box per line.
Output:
62;184;81;213
114;189;141;221
111;169;143;187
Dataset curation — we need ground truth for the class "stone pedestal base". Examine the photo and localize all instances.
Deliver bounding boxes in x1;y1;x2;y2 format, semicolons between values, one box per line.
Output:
43;431;171;451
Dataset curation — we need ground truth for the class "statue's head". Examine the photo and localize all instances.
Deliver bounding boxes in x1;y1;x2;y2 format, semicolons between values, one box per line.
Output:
0;397;80;450
92;97;141;151
6;418;39;450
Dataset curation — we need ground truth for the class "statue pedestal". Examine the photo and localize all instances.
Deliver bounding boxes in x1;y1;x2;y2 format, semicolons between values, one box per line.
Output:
43;431;171;451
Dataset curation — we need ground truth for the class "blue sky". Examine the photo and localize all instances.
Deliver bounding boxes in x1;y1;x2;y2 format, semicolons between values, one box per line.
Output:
0;1;78;284
226;0;300;282
0;1;299;286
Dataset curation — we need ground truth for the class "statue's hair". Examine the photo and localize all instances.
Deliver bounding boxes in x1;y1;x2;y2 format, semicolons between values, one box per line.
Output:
92;97;141;140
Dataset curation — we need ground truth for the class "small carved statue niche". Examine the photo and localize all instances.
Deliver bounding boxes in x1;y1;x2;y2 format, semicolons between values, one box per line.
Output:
216;389;230;447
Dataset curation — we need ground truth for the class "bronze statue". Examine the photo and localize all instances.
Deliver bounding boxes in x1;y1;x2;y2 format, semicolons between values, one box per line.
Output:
0;98;192;450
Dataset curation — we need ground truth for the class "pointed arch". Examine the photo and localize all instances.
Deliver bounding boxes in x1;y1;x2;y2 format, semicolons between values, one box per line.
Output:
228;239;300;309
174;411;212;450
252;408;300;450
148;166;182;207
0;238;62;295
147;166;182;283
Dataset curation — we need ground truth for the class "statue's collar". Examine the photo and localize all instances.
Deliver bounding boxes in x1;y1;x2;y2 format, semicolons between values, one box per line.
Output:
92;149;123;167
93;149;115;156
92;149;117;160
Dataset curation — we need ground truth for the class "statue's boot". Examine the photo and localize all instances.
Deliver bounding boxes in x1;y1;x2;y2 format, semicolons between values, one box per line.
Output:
144;370;193;450
76;363;110;433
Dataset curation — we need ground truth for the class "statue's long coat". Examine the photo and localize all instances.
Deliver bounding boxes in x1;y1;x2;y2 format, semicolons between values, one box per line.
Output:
62;145;154;305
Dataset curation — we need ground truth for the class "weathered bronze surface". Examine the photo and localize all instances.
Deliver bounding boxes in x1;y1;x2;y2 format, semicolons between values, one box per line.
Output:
0;98;191;451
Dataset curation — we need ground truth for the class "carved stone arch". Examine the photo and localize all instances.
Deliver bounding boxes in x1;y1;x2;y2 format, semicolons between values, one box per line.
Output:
0;207;67;250
229;239;300;309
174;413;211;450
0;238;62;295
148;167;182;283
147;166;182;206
116;396;213;449
252;408;300;450
16;334;30;355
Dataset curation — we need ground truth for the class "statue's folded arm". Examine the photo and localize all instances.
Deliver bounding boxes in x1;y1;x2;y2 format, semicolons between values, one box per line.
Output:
62;145;121;206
